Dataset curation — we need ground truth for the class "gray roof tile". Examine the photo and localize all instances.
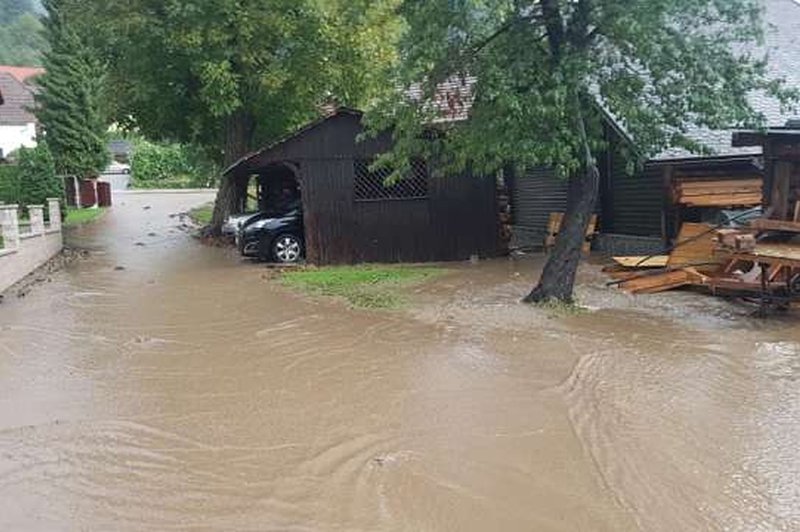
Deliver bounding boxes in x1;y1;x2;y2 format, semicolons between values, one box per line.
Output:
655;0;800;160
0;73;36;126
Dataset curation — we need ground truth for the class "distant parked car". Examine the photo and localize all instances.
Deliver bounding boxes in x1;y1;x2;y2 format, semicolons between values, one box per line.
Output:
236;201;304;263
103;161;131;175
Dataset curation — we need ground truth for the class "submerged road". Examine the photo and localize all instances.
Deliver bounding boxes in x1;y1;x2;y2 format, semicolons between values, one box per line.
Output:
0;191;798;531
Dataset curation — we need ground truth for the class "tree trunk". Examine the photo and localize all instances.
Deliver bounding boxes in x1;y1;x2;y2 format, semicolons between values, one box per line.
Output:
209;110;255;234
523;165;599;303
524;99;599;304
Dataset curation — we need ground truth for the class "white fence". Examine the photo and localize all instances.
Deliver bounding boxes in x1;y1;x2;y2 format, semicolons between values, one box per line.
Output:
0;199;63;293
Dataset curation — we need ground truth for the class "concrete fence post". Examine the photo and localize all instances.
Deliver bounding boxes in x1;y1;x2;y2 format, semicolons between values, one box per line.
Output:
0;204;21;249
29;205;45;236
47;198;62;231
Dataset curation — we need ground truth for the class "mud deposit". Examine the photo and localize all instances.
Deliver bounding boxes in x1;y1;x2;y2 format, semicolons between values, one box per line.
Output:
1;192;798;531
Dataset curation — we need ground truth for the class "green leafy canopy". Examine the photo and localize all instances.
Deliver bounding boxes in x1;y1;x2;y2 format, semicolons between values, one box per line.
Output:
370;0;798;178
76;0;403;164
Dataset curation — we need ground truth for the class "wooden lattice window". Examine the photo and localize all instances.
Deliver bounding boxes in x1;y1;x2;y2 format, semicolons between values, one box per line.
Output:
354;159;428;201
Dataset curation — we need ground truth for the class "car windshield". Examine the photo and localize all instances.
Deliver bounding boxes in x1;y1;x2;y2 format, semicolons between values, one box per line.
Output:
263;198;301;216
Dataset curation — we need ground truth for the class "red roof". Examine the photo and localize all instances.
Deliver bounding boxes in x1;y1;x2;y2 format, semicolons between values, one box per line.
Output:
0;65;44;84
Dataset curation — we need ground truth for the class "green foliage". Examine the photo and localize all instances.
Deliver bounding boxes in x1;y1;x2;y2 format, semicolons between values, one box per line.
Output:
16;141;61;210
66;0;402;164
0;164;21;205
35;0;109;178
370;0;798;179
130;138;217;189
281;265;441;309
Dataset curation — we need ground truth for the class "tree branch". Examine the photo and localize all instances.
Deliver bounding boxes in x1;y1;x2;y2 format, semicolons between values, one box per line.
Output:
469;12;540;58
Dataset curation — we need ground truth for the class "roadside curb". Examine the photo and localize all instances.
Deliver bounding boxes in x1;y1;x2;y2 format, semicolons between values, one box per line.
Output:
116;189;217;195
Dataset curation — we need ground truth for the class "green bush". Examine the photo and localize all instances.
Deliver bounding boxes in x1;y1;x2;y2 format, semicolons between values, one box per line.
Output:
130;139;218;189
17;142;63;211
0;164;21;204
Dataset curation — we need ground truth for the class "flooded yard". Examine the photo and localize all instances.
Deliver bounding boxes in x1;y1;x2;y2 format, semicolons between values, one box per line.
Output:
1;192;798;531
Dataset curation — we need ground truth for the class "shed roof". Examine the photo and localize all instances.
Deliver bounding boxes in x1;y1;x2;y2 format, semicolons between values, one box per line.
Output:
0;73;36;126
223;107;363;175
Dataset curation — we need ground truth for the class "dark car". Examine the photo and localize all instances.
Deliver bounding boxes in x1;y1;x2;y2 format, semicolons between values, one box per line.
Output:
236;202;304;263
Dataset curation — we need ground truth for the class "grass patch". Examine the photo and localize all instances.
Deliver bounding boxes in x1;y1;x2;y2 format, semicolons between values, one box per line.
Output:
536;298;589;317
64;207;107;227
281;265;442;309
189;202;214;225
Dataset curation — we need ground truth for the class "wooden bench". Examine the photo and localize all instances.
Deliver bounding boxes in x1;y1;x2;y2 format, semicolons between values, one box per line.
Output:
544;212;597;254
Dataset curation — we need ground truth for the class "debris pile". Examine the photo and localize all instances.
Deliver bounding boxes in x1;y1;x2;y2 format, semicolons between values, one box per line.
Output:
605;218;800;308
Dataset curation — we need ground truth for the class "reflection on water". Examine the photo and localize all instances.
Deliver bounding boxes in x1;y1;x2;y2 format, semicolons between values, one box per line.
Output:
0;192;798;530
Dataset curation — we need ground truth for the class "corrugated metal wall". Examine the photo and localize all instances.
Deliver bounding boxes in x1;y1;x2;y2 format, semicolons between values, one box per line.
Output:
510;166;568;242
607;163;663;237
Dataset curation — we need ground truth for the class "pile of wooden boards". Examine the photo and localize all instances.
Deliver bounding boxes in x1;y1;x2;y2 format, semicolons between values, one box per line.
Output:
672;177;763;207
606;218;800;302
604;223;724;294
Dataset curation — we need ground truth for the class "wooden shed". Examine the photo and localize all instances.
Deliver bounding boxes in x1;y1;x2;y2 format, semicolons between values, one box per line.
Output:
224;108;501;265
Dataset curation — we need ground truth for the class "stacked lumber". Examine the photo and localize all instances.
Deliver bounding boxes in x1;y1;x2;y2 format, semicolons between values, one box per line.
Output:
672;177;762;207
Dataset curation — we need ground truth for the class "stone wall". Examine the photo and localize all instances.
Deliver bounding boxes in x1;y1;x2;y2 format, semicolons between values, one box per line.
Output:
0;199;63;293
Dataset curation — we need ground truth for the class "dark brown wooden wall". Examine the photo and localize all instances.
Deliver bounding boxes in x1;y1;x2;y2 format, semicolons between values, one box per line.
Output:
248;112;499;265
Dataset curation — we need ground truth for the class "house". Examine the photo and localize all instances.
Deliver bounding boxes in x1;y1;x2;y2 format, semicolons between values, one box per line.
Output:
0;66;42;159
224;108;501;265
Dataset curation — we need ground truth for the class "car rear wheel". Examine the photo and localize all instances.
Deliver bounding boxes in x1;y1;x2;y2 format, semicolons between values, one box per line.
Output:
271;234;303;263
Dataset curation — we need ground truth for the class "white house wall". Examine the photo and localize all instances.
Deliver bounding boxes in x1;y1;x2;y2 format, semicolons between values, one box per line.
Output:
0;122;37;158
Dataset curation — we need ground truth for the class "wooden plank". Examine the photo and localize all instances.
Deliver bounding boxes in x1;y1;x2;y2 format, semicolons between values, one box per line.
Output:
675;180;764;193
619;269;695;294
611;255;670;268
732;243;800;268
678;187;763;197
749;218;800;233
707;278;787;293
682;194;762;207
668;223;725;273
676;178;762;190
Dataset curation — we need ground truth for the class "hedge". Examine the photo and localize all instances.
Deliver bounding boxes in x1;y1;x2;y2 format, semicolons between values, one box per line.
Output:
0;164;21;205
130;139;218;189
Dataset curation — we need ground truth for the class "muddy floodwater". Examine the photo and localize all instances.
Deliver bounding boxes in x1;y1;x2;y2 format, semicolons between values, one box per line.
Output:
1;192;799;531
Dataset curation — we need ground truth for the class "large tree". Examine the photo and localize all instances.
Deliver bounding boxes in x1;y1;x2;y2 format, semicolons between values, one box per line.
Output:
74;0;401;231
372;0;795;303
35;0;109;178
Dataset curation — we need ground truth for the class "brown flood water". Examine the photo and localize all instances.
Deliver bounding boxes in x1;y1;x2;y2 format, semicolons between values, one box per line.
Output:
1;191;798;531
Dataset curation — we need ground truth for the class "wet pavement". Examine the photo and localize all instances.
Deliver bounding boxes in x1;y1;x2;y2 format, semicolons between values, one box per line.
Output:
1;192;798;531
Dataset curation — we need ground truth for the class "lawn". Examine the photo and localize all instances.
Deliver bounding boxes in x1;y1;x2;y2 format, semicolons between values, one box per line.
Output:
281;265;442;309
189;202;214;225
64;207;107;227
